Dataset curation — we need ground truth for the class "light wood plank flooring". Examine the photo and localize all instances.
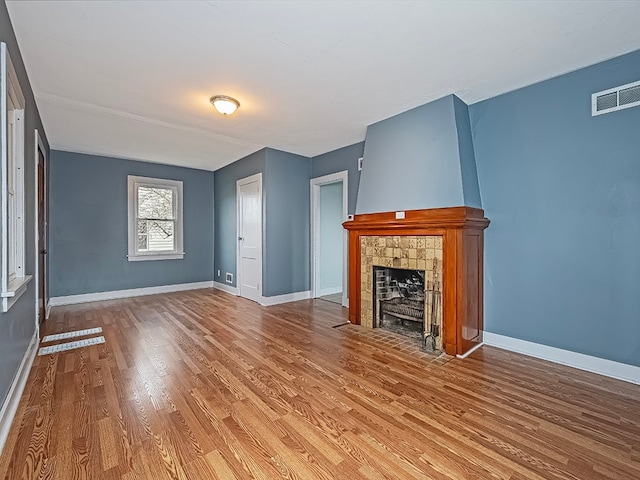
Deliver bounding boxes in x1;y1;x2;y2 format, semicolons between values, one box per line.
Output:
319;293;342;305
1;289;639;479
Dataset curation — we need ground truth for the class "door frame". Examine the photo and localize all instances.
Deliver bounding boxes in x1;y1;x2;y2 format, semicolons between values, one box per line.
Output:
236;172;263;302
34;128;48;331
310;170;348;307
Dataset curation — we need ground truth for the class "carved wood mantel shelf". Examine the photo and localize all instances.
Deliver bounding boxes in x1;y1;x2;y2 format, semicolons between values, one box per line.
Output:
343;207;490;356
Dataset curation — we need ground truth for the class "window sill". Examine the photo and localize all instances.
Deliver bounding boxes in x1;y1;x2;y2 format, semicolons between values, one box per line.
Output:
1;274;32;312
127;253;185;262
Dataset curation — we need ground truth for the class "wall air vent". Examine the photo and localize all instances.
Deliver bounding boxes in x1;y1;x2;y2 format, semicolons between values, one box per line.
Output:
592;80;640;116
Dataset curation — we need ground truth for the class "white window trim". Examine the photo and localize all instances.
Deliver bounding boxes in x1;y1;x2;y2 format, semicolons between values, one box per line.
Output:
127;175;184;261
1;43;31;312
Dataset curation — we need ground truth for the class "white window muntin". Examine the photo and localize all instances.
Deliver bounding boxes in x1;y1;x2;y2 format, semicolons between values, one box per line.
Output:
127;175;184;261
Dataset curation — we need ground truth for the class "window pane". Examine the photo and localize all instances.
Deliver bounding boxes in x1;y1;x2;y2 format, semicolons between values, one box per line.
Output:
137;219;148;234
137;235;148;251
137;186;174;220
147;220;175;251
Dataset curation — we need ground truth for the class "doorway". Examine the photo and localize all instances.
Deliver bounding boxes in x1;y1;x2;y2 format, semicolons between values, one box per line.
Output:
311;171;348;307
35;129;48;324
236;173;262;303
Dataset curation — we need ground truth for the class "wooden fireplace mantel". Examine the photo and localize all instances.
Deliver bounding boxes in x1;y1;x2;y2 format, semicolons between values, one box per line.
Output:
343;206;490;356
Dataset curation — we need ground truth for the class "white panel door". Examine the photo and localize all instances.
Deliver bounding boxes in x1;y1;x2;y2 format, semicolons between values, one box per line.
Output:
237;174;262;303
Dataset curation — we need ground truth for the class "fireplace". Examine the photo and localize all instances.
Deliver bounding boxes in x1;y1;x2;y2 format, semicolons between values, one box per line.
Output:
373;263;443;351
343;207;489;356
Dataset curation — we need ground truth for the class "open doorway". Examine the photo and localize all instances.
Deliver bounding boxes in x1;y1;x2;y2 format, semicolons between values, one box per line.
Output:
311;171;348;307
35;129;48;325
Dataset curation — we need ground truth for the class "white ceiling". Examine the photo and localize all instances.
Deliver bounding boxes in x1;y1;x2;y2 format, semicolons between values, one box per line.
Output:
6;1;640;171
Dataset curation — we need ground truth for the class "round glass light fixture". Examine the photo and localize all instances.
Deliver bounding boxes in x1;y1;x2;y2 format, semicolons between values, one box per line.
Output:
210;95;240;115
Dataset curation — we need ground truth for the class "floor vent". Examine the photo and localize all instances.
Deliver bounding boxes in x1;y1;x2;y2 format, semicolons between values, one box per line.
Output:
38;336;105;356
42;327;102;343
592;80;640;116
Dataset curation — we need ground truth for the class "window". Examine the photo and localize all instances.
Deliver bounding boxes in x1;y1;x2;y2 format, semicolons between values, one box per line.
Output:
1;43;31;312
127;175;184;261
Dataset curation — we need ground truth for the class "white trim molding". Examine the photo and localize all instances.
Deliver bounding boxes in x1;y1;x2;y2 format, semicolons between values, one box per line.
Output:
34;128;48;329
310;170;348;308
456;341;484;359
213;281;238;296
261;290;311;307
127;175;184;262
483;332;640;385
0;330;38;455
49;281;214;306
1;43;29;312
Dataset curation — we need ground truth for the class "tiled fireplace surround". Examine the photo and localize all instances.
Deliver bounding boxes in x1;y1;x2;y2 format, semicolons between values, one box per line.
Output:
343;207;490;356
360;234;442;316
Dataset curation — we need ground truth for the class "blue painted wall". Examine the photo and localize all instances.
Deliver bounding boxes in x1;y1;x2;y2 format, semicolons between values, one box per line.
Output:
453;96;482;208
356;95;469;214
470;49;640;367
0;2;50;406
213;148;311;298
49;151;214;296
213;149;265;288
263;148;312;297
311;142;364;215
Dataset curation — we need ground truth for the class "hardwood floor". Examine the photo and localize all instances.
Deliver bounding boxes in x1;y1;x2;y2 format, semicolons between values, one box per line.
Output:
318;293;342;305
1;289;639;479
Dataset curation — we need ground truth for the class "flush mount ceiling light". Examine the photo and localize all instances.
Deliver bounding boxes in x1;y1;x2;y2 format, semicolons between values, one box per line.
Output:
210;95;240;115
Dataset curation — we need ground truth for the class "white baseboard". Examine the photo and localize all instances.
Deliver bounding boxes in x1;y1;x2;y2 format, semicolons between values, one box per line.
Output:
318;287;342;297
0;331;38;455
483;332;640;385
49;281;214;306
261;290;311;306
457;342;484;359
213;281;238;296
45;300;51;319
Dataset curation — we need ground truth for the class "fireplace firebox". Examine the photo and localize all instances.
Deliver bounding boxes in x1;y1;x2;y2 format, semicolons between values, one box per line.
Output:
373;259;442;351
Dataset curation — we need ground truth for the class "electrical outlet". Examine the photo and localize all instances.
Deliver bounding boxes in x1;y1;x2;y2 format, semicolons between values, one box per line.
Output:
358;157;363;171
225;273;233;284
217;269;220;277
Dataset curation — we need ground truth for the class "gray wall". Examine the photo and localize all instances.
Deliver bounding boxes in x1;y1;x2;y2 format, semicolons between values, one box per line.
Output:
311;142;364;215
356;95;468;214
49;151;214;296
213;149;265;288
470;49;640;367
0;2;50;406
319;182;343;292
263;148;311;297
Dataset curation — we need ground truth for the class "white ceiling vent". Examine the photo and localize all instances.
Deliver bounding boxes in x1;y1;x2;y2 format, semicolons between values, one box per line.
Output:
592;80;640;116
